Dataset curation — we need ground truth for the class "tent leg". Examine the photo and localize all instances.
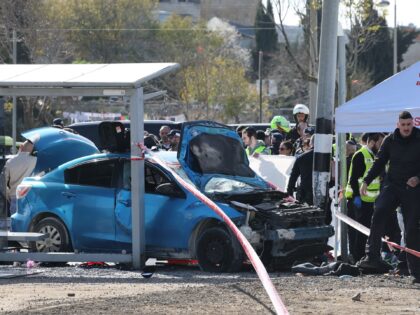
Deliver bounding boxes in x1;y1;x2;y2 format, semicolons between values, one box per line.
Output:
334;138;339;261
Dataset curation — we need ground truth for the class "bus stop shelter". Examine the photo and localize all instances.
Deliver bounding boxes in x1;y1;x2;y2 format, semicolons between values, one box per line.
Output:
0;63;180;269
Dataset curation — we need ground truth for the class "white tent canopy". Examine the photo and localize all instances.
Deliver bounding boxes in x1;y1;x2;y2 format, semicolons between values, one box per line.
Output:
335;61;420;133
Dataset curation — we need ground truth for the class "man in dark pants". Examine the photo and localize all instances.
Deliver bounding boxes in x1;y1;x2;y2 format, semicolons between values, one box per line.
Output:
358;111;420;283
345;133;385;262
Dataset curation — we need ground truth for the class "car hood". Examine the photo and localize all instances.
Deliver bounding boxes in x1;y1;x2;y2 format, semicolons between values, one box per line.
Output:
22;127;99;174
177;121;267;191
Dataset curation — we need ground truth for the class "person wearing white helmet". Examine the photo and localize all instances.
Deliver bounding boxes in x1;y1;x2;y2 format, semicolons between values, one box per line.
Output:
286;104;310;144
293;104;310;123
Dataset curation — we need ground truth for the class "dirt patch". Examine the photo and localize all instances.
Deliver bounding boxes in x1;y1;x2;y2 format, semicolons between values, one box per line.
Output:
0;265;419;314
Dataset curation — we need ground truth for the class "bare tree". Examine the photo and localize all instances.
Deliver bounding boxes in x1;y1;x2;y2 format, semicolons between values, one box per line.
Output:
273;0;317;83
271;0;389;102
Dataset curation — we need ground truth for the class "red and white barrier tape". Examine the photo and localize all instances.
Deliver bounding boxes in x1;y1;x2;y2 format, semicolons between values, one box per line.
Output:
148;154;289;315
335;211;420;258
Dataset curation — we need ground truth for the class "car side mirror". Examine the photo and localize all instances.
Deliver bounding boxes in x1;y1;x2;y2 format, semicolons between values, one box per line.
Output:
155;183;184;198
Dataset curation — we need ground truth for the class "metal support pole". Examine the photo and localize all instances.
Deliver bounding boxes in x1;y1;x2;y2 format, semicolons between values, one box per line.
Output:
0;98;6;249
333;137;339;261
337;28;348;260
130;87;145;270
312;0;339;207
393;0;397;74
12;30;17;154
258;50;263;123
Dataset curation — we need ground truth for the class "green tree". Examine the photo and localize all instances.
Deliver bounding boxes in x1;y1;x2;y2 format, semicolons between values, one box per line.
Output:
356;5;393;84
156;15;223;116
0;0;33;64
397;25;419;71
157;15;255;122
38;0;159;63
255;0;278;54
182;58;258;122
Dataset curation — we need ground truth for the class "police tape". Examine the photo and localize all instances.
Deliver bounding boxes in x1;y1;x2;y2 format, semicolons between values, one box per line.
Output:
334;211;420;259
147;155;289;315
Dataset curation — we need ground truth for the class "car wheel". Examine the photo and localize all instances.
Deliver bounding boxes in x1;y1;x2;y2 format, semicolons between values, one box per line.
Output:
30;217;71;253
196;226;243;272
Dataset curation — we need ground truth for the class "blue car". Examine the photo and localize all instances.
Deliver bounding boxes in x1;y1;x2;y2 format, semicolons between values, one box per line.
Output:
12;121;333;272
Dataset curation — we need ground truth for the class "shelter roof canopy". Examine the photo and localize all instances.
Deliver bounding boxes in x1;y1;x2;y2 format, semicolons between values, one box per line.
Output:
0;63;179;88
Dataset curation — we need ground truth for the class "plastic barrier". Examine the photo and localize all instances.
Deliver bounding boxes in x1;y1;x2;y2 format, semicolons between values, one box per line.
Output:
148;154;289;315
335;211;420;258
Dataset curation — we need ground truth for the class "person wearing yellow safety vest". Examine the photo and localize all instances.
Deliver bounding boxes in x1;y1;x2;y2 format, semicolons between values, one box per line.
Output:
345;133;385;262
241;127;270;157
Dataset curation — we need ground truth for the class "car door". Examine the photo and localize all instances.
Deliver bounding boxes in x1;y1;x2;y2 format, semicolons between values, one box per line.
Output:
64;158;118;251
115;159;189;253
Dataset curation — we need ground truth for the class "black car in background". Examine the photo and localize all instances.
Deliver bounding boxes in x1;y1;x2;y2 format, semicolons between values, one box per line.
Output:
228;123;271;133
69;120;181;151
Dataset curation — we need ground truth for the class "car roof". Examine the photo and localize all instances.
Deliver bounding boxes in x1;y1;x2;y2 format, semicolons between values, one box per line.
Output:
68;120;177;127
50;150;178;173
228;123;271;132
68;120;182;150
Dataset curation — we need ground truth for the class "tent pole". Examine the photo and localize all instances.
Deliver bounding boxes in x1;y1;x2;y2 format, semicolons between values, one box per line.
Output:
12;30;17;154
334;137;339;261
337;26;348;260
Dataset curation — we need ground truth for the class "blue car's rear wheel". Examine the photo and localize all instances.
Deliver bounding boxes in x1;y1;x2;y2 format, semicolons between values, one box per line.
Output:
196;226;243;272
30;217;71;253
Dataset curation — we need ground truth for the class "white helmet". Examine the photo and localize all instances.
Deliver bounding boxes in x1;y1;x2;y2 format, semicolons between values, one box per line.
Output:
293;104;310;115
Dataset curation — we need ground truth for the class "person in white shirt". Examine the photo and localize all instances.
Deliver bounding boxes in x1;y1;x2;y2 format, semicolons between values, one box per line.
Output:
3;140;37;215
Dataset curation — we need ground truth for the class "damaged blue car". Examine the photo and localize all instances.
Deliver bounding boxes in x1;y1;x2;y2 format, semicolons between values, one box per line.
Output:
12;121;333;272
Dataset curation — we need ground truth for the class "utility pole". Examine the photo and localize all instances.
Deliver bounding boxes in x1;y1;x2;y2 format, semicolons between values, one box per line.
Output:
258;50;263;123
308;0;318;125
312;0;339;207
12;30;17;154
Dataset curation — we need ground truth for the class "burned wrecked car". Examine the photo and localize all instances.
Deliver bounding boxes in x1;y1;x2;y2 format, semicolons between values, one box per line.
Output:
11;121;333;272
177;121;334;266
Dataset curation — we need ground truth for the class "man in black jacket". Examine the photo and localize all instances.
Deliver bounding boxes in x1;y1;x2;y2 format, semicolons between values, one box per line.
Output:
287;135;314;205
358;111;420;283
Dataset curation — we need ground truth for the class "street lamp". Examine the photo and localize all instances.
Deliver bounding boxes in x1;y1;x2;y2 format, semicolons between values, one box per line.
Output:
376;0;397;74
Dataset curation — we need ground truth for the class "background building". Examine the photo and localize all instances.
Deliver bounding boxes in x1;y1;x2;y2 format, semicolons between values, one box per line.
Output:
159;0;258;26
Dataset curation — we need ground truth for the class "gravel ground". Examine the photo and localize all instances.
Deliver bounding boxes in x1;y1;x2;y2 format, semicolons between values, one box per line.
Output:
0;264;419;314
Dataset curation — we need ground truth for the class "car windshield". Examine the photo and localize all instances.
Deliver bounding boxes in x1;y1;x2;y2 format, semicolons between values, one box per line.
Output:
167;163;196;187
167;161;267;195
204;177;264;195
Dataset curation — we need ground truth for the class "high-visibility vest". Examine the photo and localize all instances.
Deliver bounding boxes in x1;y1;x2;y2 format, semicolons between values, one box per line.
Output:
246;144;269;156
345;146;380;202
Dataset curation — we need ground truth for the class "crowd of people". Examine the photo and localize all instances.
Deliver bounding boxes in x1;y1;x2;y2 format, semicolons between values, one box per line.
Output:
143;125;181;152
238;107;419;283
236;104;318;206
237;104;315;159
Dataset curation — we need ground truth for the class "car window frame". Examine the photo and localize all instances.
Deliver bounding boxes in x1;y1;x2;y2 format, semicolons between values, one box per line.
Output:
64;157;119;189
118;158;186;198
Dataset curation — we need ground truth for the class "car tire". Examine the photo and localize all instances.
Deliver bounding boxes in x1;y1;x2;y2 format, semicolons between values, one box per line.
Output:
30;217;71;253
196;226;243;272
